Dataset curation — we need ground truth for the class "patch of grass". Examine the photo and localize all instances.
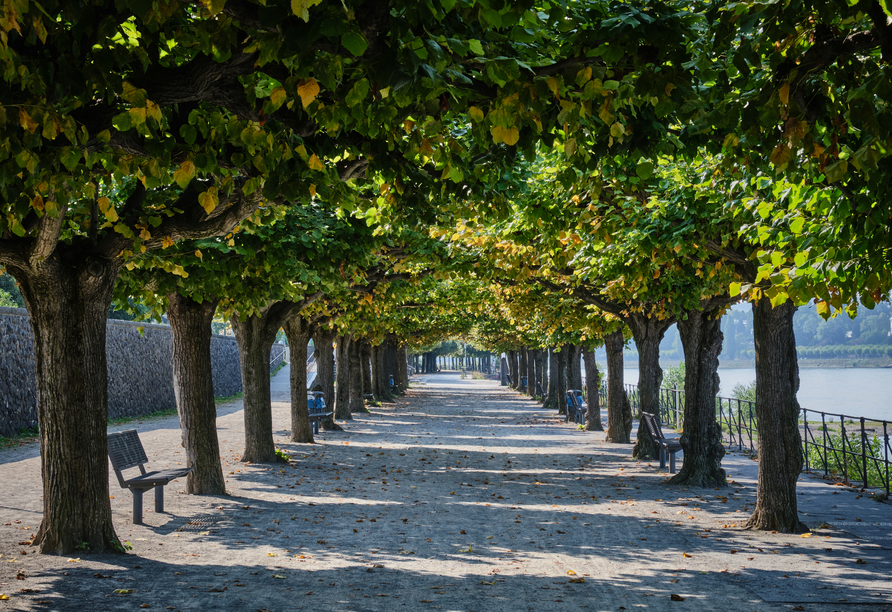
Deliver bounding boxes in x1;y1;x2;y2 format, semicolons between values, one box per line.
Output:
109;408;178;426
215;391;244;405
0;425;39;450
274;448;291;463
271;360;286;377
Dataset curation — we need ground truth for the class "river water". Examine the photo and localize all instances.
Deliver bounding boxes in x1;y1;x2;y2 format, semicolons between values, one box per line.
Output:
617;367;892;423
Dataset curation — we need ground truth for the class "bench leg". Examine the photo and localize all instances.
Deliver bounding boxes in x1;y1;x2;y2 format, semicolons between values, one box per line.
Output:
155;485;164;514
132;489;144;524
659;448;667;470
669;452;676;474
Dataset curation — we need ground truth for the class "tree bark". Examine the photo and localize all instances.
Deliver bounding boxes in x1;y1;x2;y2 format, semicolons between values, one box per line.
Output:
519;348;528;389
313;326;341;430
9;254;121;554
167;292;226;495
746;298;808;533
630;314;673;460
335;334;352;420
543;347;559;410
283;316;313;443
507;350;519;390
604;331;629;443
566;344;583;390
231;313;279;463
526;348;537;397
669;307;727;487
397;342;409;390
555;347;568;415
582;347;604;431
348;337;367;414
361;340;373;392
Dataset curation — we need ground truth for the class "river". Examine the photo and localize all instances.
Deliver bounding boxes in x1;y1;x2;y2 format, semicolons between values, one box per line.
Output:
616;367;892;423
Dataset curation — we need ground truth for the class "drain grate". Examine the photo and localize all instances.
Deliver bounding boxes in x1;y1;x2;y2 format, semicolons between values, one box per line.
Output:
176;515;220;532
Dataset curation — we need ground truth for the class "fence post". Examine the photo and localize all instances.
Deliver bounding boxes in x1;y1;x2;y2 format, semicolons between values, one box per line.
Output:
803;409;810;473
841;419;848;483
673;384;679;429
861;417;868;488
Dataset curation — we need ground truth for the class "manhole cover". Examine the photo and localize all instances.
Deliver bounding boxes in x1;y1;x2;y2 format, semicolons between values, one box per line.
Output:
176;516;219;532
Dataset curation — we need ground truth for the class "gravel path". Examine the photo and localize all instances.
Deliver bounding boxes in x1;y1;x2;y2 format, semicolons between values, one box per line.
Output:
1;369;890;611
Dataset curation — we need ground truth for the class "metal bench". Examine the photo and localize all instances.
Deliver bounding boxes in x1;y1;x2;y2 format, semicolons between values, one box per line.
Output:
389;375;399;394
640;412;683;473
566;389;586;424
308;392;333;434
519;376;528;393
107;429;193;524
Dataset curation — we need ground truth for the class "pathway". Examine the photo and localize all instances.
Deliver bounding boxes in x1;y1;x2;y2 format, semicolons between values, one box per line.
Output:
0;369;890;611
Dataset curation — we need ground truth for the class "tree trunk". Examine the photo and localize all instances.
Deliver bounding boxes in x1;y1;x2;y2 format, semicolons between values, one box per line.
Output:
348;337;367;414
519;348;528;389
361;341;373;392
747;298;808;533
543;347;559;410
283;316;313;443
313;327;341;430
167;292;226;495
534;350;545;398
566;344;583;390
582;347;604;431
604;331;629;443
384;336;398;392
335;334;352;420
555;347;568;415
397;342;409;390
9;254;121;554
507;350;519;389
526;348;537;397
669;307;727;487
630;314;673;460
231;313;279;463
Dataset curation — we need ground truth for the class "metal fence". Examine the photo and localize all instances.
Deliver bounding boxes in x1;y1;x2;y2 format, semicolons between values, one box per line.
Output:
615;382;891;494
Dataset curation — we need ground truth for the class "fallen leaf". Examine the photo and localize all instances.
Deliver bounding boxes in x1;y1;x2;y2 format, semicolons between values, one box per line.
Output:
855;559;867;565
670;594;685;601
682;553;692;558
0;595;8;600
480;580;497;585
566;570;577;576
272;574;286;579
568;578;585;583
114;589;134;594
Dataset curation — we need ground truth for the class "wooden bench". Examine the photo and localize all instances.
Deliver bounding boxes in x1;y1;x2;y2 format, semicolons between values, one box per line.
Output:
308;392;333;434
107;429;193;524
640;412;683;473
566;389;586;425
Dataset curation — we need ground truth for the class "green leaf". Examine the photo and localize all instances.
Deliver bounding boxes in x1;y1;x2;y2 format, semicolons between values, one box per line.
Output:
729;282;741;297
468;39;485;56
635;161;654;180
291;0;322;21
789;217;804;234
341;32;368;56
823;159;847;183
346;79;370;107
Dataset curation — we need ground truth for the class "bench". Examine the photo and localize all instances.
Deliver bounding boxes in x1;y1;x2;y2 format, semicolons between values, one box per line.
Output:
566;389;586;425
389;375;399;394
640;412;683;473
308;392;334;434
536;381;546;397
107;429;193;524
519;376;528;393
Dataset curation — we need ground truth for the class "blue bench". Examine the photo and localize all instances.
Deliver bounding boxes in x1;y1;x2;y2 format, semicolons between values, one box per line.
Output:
307;392;333;434
566;389;586;425
519;376;528;392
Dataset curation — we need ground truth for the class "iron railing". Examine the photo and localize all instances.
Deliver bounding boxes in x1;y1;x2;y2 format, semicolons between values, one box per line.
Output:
615;382;891;494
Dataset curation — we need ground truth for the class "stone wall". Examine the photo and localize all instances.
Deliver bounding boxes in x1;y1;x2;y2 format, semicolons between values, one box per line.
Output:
0;307;244;437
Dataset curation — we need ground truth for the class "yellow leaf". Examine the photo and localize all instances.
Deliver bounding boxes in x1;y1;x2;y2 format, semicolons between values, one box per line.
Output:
490;125;519;145
800;533;812;538
19;109;39;133
162;236;175;249
194;250;203;261
309;184;317;197
566;570;577;576
598;98;614;125
308;154;324;171
198;187;218;214
546;75;561;98
273;574;286;579
682;552;692;558
291;0;322;21
173;161;196;189
98;197;119;222
468;106;484;123
270;86;287;109
0;594;8;600
778;82;790;105
297;78;320;108
113;589;133;594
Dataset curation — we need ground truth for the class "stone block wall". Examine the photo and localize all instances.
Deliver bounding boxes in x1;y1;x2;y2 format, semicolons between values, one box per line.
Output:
0;307;243;437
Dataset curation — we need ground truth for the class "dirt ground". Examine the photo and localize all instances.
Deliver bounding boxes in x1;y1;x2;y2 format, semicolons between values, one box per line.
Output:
1;368;890;611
